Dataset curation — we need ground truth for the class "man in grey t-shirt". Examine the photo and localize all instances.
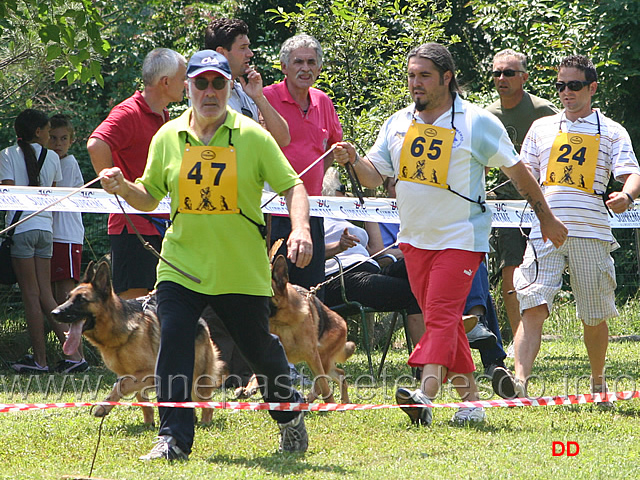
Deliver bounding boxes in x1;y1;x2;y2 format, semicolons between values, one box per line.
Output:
486;49;558;343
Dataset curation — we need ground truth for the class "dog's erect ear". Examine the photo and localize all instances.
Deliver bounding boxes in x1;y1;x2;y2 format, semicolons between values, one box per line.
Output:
271;255;289;295
268;238;284;264
92;260;113;299
81;261;96;283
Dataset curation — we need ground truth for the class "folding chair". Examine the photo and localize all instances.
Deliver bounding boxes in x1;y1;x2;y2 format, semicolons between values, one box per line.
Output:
328;257;413;378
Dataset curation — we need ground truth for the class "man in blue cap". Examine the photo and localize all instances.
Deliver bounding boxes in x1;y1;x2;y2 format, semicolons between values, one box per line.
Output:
100;50;313;460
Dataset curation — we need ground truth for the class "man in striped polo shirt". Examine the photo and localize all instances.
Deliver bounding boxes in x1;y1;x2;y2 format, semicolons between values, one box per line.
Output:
510;55;640;403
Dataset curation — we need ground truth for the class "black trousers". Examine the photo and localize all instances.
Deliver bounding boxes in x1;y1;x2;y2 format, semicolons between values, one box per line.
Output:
270;215;325;300
324;259;421;314
155;281;302;454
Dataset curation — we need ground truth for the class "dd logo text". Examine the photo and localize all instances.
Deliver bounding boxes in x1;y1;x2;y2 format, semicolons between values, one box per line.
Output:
552;441;580;456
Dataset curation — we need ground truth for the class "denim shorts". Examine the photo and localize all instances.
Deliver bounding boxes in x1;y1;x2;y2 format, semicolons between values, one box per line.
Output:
11;230;53;259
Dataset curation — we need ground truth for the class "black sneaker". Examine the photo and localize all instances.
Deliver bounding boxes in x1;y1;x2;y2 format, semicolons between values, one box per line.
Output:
139;435;188;461
395;387;433;426
491;366;516;399
55;359;89;374
278;414;308;453
11;355;49;374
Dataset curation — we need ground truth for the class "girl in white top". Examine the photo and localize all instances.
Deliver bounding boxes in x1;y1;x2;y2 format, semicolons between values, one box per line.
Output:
0;109;82;373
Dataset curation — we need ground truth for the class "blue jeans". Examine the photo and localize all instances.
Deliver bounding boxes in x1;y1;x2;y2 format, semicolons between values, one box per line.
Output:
464;261;506;368
155;281;303;454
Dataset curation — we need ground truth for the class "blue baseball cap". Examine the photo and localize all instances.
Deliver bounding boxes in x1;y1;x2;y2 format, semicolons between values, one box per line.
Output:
187;50;232;80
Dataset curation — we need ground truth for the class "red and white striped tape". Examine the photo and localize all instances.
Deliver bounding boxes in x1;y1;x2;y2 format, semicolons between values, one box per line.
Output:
1;390;637;414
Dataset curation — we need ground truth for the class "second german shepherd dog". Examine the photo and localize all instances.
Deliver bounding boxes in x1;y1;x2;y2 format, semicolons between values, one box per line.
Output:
236;254;356;403
51;260;225;426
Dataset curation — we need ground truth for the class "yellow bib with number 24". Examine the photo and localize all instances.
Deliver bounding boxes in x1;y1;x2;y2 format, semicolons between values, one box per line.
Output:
544;132;600;193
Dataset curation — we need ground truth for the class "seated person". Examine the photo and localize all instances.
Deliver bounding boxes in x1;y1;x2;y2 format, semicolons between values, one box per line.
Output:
323;215;423;321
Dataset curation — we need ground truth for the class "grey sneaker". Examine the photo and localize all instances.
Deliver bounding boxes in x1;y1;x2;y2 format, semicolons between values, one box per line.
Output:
466;322;497;350
139;435;188;461
592;381;615;409
395;387;433;426
452;407;486;425
278;414;308;453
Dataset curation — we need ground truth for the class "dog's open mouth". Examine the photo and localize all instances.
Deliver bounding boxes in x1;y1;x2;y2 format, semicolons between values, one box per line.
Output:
63;320;85;356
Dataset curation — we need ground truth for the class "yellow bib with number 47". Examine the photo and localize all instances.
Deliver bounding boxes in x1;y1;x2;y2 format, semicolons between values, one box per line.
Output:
544;132;600;193
178;144;238;214
398;121;455;189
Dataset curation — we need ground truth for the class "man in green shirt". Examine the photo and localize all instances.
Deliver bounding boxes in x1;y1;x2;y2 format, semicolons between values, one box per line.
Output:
100;50;312;460
486;49;558;342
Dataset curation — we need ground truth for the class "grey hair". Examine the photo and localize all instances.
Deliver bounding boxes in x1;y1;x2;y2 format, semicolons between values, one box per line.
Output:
279;34;323;67
322;167;343;196
142;48;187;86
493;49;528;71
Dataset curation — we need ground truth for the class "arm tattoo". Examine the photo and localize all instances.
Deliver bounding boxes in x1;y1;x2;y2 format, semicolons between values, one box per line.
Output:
514;177;547;215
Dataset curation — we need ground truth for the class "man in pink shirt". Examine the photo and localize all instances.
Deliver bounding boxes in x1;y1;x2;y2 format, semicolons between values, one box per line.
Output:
264;35;343;296
87;48;186;299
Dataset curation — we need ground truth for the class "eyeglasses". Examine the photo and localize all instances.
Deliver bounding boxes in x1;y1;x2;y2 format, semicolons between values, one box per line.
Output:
555;80;592;92
193;76;227;91
492;69;525;77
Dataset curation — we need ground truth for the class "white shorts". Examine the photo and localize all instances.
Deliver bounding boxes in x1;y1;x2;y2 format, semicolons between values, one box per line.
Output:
514;237;618;326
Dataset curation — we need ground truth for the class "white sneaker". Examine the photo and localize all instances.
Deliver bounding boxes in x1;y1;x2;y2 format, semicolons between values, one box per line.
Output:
506;343;515;359
452;407;486;425
139;435;188;461
514;378;527;398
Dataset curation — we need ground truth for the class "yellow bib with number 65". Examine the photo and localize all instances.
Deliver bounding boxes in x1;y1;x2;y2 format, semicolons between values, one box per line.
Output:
398;121;455;189
178;144;238;214
544;132;600;193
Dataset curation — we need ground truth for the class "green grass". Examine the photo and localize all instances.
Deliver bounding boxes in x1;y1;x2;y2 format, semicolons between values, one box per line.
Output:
1;338;640;480
2;296;640;479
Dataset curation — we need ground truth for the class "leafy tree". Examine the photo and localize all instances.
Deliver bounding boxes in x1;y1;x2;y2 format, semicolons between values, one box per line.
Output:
467;0;640;142
268;0;454;153
0;0;110;110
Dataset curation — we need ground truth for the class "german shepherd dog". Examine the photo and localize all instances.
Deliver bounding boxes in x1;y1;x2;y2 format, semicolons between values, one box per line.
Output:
51;260;225;425
236;253;356;403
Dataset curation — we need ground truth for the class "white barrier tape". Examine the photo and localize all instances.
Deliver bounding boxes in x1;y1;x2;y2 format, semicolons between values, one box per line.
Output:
1;186;639;228
0;390;636;413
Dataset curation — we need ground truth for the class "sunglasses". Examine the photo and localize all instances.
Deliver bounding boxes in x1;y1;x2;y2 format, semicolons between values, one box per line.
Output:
193;76;227;91
492;69;525;77
555;80;592;92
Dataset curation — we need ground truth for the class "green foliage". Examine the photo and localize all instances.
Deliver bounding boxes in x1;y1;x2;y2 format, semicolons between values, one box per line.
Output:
467;0;640;144
0;0;110;97
268;0;454;152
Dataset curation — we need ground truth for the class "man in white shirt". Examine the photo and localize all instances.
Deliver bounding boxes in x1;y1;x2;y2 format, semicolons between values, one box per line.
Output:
333;43;566;426
509;55;640;403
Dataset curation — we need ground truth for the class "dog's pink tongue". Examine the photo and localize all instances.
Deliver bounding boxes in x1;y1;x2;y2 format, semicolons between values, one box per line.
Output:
63;322;84;356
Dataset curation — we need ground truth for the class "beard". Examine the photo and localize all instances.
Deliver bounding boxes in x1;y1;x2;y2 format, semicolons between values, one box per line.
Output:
414;97;428;111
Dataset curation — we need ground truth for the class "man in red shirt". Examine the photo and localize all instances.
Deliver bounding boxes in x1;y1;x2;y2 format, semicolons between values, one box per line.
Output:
264;35;343;296
88;48;186;299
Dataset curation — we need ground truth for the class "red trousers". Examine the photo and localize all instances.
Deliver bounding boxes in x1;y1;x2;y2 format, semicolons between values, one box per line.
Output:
401;244;484;376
